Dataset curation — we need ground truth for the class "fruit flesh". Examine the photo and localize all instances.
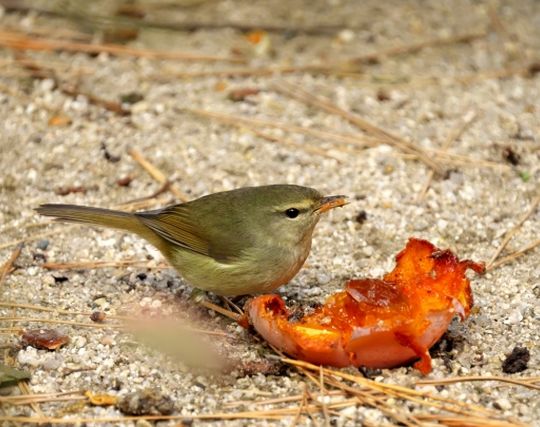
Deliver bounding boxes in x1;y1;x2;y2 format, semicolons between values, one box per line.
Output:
247;238;485;374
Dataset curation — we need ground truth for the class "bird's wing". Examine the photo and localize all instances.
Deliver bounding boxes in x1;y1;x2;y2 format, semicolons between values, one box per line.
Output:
136;204;251;262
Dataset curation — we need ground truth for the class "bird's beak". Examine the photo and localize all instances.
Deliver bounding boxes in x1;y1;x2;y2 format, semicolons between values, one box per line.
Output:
315;195;348;213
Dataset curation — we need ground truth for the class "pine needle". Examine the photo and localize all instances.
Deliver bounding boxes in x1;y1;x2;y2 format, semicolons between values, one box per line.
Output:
0;243;23;287
486;195;540;269
273;80;444;173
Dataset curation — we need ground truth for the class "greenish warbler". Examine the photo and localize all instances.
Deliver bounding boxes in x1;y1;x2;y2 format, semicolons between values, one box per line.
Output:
36;185;347;296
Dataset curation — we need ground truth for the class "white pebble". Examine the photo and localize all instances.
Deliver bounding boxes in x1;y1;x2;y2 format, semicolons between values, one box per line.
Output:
496;398;512;410
504;309;523;325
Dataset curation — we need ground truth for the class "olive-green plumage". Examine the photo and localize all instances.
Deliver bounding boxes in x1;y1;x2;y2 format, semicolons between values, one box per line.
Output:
36;185;347;296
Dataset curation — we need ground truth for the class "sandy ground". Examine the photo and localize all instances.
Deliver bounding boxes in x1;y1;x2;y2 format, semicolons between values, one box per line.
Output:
1;0;539;425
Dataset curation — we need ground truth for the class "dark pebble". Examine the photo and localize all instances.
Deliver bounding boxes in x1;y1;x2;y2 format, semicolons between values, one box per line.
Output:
358;366;382;378
355;210;368;224
502;346;530;373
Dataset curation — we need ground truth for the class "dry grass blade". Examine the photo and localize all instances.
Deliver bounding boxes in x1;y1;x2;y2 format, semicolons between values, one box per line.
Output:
417;375;540;391
247;126;343;161
223;390;344;408
127;148;189;202
41;259;169;271
183;107;381;149
0;30;244;63
452;64;537;85
0;400;358;423
182;107;343;161
0;243;23;287
0;390;83;406
281;358;513;423
486;195;540;269
417;110;477;201
488;238;540;271
273;81;443;173
0;304;230;338
167;64;354;79
18;381;44;418
1;395;85;406
319;366;330;427
348;31;487;64
417;415;525;427
422;149;510;170
60;83;129;116
12;54;130;116
184;108;510;171
290;385;309;427
1;221;51;237
0;316;122;329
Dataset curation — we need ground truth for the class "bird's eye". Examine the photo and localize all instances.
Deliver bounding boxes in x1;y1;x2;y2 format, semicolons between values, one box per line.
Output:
285;208;300;219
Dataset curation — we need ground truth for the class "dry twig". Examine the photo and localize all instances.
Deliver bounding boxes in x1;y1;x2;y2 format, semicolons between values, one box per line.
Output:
0;316;121;329
12;54;130;116
273;80;443;172
488;238;540;271
17;381;44;418
0;30;243;63
417;110;478;201
0;243;23;287
417;375;540;391
183;107;381;150
348;31;487;64
184;108;510;171
166;64;354;79
127;148;189;202
246;126;343;161
42;259;169;271
486;195;540;269
198;300;241;322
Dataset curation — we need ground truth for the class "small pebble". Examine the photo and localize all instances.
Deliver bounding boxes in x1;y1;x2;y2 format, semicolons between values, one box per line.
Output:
36;239;49;250
502;346;530;373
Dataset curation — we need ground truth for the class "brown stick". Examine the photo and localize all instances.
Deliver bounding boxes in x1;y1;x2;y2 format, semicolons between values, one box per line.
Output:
0;30;244;63
182;108;343;161
182;107;381;149
246;127;343;162
0;243;23;287
417;111;477;201
486;195;540;268
198;300;241;322
184;108;510;171
127;148;189;202
348;31;487;64
417;375;540;391
41;259;169;271
273;81;444;173
487;238;540;271
0;316;122;329
13;54;130;116
60;83;129;116
16;381;44;419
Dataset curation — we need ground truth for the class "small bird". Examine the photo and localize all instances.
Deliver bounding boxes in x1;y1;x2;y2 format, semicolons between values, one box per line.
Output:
36;185;347;296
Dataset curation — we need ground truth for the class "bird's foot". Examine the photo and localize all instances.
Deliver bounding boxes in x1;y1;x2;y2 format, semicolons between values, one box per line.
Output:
189;288;209;303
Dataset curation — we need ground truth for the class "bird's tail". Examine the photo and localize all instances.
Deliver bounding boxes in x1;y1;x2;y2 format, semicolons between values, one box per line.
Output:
35;204;169;252
36;204;139;231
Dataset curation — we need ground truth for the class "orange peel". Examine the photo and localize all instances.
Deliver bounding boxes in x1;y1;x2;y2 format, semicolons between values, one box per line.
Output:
246;238;485;374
